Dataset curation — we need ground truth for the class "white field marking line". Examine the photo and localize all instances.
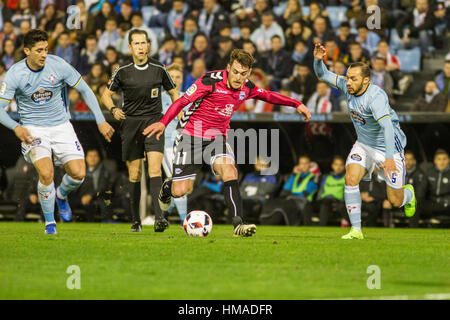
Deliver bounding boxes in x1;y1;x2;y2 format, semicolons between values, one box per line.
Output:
322;293;450;300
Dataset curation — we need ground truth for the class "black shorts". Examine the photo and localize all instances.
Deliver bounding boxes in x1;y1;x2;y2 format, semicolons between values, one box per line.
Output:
172;133;235;181
120;116;164;162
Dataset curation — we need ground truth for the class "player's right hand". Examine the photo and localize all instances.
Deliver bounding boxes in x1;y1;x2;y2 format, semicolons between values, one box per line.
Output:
296;103;311;122
98;121;115;143
112;108;126;120
14;126;34;144
313;43;326;60
142;122;165;140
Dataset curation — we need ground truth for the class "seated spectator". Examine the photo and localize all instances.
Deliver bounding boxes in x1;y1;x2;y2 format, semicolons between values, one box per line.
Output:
285;20;312;51
120;12;158;57
342;42;370;66
306;81;340;114
197;0;229;38
371;57;395;105
212;36;234;70
183;59;206;92
396;0;437;55
178;15;198;52
166;0;188;38
0;21;17;55
323;37;341;70
289;62;317;103
260;155;318;226
211;23;233;51
403;150;427;227
291;39;312;68
237;21;253;45
303;1;331;30
345;0;363;28
360;171;386;227
54;31;78;67
336;22;355;57
247;0;270;29
240;156;279;223
281;0;304;29
242;40;264;70
308;16;334;46
38;3;62;32
1;39;15;69
86;0;116;39
354;0;388;39
70;148;114;222
413;80;447;112
184;33;214;72
356;25;381;56
85;62;109;106
263;35;293;91
435;60;450;102
250;10;285;54
423;149;450;221
188;172;225;222
4;157;39;221
98;17;119;54
116;0;133;29
77;35;105;76
14;20;30;60
102;46;121;77
11;0;37;30
156;35;177;67
69;88;88;113
317;155;348;227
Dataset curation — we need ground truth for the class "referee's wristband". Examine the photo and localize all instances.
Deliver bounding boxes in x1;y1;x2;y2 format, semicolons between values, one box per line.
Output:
110;107;118;114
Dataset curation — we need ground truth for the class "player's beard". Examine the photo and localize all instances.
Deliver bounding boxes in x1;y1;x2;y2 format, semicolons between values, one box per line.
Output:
349;81;364;95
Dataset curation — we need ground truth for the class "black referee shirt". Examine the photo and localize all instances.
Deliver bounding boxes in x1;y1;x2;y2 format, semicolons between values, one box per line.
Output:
108;58;176;117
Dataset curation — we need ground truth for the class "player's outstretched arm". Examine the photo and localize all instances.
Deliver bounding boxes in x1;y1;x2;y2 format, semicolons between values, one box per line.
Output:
75;79;115;142
313;43;347;93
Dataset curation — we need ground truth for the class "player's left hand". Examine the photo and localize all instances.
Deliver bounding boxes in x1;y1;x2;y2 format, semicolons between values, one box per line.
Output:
296;103;311;122
379;158;398;180
98;121;115;143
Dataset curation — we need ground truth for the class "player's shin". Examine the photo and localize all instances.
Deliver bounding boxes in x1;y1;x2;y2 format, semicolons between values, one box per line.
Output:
149;177;163;219
57;174;84;199
38;181;56;224
344;185;362;231
129;181;141;223
223;180;244;227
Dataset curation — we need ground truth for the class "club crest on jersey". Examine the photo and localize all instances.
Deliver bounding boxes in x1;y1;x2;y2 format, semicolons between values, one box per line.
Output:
49;74;55;85
185;84;197;96
239;91;245;100
358;104;364;113
31;88;53;104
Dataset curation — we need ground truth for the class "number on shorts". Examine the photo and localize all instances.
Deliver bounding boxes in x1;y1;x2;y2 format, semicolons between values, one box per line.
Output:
391;173;397;184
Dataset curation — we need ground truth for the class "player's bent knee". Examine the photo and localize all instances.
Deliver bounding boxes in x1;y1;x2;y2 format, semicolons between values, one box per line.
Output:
69;170;86;181
172;183;188;198
389;196;403;208
128;168;142;182
219;165;238;182
39;172;54;185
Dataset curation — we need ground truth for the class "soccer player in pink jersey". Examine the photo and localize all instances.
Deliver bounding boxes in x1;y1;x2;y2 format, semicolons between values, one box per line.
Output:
143;49;310;237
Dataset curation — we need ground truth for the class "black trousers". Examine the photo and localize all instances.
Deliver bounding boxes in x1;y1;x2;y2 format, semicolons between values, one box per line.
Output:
318;198;346;226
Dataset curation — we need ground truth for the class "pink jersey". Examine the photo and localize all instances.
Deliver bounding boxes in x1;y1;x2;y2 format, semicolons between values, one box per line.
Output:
160;70;303;139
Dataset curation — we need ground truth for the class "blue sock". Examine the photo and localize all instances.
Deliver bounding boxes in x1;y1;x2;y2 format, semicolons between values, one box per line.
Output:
401;188;413;207
38;181;56;224
57;174;84;199
174;195;187;222
344;185;362;230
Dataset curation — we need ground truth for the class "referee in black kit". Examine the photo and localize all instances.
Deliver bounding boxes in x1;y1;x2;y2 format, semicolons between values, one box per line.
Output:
102;29;179;232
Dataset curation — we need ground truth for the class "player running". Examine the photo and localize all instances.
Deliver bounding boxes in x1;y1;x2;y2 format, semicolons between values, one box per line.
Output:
101;29;179;232
0;29;115;234
313;43;416;239
143;49;311;237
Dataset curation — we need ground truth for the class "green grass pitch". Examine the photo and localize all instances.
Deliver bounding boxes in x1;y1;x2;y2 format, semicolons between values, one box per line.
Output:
0;222;449;300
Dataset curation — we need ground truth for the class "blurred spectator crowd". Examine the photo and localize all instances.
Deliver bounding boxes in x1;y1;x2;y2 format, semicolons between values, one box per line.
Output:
0;0;448;113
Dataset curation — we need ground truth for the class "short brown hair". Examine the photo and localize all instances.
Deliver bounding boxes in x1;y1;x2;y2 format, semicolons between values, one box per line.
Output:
228;49;255;69
128;29;149;45
167;63;183;73
348;62;371;79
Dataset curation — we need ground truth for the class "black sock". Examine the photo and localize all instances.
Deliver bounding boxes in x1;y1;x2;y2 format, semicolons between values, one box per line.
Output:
223;179;244;227
129;181;141;224
150;176;163;220
161;178;173;198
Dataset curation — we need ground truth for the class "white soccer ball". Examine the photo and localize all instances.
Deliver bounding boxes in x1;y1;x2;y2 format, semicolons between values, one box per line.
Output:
183;211;213;237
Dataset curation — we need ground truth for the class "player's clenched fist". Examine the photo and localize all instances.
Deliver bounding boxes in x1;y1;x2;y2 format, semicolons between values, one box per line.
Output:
296;103;311;122
14;126;34;144
313;43;326;60
98;121;115;142
142;122;166;140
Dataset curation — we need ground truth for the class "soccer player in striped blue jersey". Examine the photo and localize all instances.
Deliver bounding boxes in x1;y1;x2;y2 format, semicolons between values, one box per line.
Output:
313;43;416;239
0;30;114;234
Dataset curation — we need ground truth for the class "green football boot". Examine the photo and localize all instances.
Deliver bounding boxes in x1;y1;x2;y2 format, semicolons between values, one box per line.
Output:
403;184;416;218
341;227;364;240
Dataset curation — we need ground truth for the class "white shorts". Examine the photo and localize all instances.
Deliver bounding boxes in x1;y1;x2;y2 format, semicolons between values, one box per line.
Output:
346;141;406;189
21;121;85;166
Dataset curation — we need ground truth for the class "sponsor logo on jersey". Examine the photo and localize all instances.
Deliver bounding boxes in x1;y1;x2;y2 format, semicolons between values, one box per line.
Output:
185;84;197;96
350;153;362;161
215;104;234;117
0;82;6;95
31;88;53;104
216;89;228;94
350;110;366;125
151;88;159;98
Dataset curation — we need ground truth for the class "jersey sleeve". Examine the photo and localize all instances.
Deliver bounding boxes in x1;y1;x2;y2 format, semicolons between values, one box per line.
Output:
313;58;348;94
247;83;302;108
369;90;391;122
59;58;83;88
0;69;18;102
161;67;176;91
182;76;212;103
108;67;122;92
